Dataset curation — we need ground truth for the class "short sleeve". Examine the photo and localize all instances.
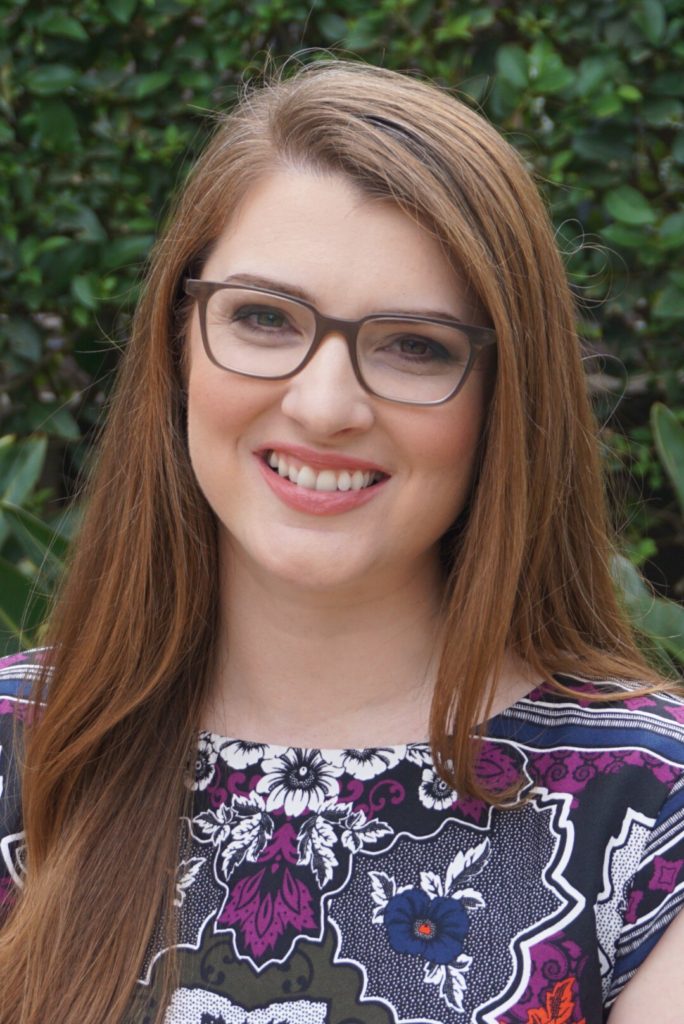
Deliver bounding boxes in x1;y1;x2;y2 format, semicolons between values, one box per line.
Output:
608;770;684;1003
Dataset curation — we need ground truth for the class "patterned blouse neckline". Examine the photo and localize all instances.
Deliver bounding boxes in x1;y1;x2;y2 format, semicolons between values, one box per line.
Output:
196;682;549;758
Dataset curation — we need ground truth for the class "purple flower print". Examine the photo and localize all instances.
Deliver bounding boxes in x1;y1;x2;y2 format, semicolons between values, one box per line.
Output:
384;888;470;964
257;747;343;816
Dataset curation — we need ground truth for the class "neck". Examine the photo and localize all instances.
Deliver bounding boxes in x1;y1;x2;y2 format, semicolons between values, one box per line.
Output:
203;543;445;748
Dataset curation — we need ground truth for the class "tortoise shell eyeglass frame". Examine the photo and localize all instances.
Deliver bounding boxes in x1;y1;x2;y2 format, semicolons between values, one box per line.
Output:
184;279;497;407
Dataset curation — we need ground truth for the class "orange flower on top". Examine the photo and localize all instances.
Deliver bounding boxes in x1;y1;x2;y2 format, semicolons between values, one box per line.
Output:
525;977;586;1024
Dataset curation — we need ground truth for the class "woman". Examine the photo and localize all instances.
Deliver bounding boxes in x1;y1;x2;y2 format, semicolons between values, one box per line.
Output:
1;60;683;1024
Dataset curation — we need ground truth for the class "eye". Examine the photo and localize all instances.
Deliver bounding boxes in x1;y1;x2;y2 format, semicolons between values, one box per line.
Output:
398;337;439;357
234;305;289;329
391;335;452;361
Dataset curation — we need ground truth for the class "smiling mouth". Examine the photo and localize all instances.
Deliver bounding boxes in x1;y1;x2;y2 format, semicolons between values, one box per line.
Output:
263;450;387;493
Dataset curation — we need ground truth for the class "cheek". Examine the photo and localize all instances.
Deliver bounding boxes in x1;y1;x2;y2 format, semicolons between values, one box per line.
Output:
407;380;486;492
188;370;254;443
185;360;258;511
186;320;269;457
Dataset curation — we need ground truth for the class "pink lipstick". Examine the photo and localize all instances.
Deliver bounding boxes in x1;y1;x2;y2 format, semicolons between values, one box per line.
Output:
255;447;390;516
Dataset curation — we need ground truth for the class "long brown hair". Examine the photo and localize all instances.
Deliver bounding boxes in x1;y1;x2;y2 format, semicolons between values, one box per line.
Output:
0;59;664;1024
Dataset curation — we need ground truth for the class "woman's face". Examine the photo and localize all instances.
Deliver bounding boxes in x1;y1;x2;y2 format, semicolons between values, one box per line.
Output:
186;167;490;596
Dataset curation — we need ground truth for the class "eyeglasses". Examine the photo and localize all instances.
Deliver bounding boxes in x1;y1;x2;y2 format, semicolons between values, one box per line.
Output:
184;280;497;406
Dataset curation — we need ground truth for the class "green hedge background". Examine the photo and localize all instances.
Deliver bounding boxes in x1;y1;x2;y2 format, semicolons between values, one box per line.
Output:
1;0;683;649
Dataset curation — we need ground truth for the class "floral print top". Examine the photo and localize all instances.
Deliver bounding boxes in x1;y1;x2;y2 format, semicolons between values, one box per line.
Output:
2;649;684;1024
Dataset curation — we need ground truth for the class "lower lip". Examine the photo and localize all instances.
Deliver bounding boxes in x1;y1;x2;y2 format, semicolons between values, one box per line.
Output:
256;456;389;516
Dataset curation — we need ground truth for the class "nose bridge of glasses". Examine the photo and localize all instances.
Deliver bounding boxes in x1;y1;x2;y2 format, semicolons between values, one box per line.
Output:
313;311;360;343
307;311;364;374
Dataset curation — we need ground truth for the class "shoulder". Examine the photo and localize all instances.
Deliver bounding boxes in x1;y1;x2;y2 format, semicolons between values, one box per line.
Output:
496;671;684;764
0;647;49;703
494;673;684;1008
0;647;49;746
0;645;50;768
0;648;48;910
491;671;684;848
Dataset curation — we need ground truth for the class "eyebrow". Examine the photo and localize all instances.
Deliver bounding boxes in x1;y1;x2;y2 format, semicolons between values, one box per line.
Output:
220;272;467;322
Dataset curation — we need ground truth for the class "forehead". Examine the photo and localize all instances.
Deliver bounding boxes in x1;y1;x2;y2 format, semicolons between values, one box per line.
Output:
200;167;476;322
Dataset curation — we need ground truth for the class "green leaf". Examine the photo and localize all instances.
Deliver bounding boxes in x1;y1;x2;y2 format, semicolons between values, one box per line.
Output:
651;403;684;514
613;555;684;664
572;133;631;164
528;42;574;94
496;44;528;90
37;11;89;41
641;597;684;662
632;0;666;45
672;134;684;164
0;501;68;576
316;13;348;42
0;316;42;360
35;99;80;151
23;402;81;441
0;435;48;549
0;239;17;282
408;0;434;32
24;65;80;96
109;0;138;24
650;72;684;98
71;274;98;309
0;435;47;505
602;223;649;248
605;186;657;225
574;56;612;97
652;285;684;318
0;555;48;651
434;14;473;42
336;22;377;50
617;84;642;102
658;212;684;250
130;72;172;99
642;97;684;125
39;235;70;255
62;206;107;244
591;93;623;119
102;234;154;270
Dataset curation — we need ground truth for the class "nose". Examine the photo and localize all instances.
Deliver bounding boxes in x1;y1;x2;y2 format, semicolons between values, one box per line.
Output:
279;333;375;437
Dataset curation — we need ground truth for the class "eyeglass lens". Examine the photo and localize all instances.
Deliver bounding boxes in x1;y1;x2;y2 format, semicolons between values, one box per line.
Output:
203;287;473;403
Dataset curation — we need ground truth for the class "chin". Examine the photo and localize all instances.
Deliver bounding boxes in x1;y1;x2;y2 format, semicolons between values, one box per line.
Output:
223;527;375;593
263;551;373;593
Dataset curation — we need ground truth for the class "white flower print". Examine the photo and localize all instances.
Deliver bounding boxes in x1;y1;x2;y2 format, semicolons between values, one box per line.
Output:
191;791;274;886
192;803;235;847
405;742;432;767
328;746;403;780
418;767;457;810
340;808;394;853
218;792;273;883
192;734;219;791
257;747;343;816
296;799;394;887
217;739;268;769
174;857;205;908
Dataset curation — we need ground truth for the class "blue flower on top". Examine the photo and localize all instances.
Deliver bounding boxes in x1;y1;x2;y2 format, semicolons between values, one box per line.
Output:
384;888;469;965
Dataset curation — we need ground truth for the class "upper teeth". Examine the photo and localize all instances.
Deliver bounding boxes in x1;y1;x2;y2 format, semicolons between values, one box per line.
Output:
266;451;381;492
